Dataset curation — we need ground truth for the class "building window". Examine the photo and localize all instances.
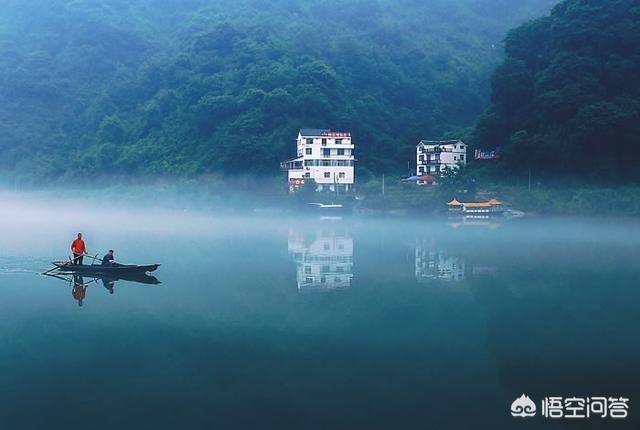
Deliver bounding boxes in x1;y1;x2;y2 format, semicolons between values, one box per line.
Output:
322;265;330;273
306;138;313;145
323;148;330;157
335;139;342;145
320;276;326;284
460;155;464;161
321;138;327;146
305;172;310;178
324;172;331;179
339;172;345;179
337;148;345;156
305;266;311;274
454;156;457;161
306;148;312;155
324;243;330;250
304;276;313;284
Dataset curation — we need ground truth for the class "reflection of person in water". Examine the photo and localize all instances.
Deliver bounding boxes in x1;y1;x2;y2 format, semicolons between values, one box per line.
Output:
72;275;87;306
102;278;115;294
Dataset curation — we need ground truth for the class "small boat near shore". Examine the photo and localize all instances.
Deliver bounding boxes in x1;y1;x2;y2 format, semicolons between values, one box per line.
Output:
51;261;160;275
307;202;348;215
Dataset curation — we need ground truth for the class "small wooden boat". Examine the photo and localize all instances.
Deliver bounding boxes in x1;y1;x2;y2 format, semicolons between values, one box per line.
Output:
52;261;160;275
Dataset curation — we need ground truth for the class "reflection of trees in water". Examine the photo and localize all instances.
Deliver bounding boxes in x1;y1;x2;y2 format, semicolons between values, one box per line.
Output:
288;226;353;292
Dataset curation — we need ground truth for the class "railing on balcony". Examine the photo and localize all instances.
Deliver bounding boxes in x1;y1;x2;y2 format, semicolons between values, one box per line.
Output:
280;160;303;170
418;159;441;165
420;147;453;154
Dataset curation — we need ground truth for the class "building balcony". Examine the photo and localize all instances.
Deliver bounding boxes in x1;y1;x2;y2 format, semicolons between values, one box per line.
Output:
303;160;355;167
281;157;303;171
419;148;453;154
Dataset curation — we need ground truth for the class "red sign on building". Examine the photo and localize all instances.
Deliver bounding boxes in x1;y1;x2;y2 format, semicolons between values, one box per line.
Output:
320;131;351;138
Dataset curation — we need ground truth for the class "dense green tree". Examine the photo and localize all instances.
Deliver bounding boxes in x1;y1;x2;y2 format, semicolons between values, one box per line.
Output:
471;0;640;182
0;0;556;184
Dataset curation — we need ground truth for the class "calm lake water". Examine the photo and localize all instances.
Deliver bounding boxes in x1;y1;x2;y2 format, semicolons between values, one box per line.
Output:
1;199;639;429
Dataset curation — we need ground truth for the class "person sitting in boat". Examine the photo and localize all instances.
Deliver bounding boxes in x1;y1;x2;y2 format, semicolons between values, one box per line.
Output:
71;233;87;265
102;250;116;266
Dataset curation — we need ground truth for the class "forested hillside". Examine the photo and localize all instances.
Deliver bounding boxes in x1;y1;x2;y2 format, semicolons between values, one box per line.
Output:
472;0;640;182
0;0;556;183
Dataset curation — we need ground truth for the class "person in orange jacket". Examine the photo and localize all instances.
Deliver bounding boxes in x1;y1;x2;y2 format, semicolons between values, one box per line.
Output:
71;233;87;265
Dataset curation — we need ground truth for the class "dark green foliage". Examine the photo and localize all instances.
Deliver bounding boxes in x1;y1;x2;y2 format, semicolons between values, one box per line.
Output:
0;0;556;184
472;0;640;182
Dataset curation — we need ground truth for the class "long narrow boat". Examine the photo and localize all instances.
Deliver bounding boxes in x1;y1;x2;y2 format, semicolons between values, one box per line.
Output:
52;261;160;275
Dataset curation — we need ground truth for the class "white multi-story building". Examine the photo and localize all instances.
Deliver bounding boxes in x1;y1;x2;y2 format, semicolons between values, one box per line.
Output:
288;228;353;292
281;129;355;192
416;140;467;180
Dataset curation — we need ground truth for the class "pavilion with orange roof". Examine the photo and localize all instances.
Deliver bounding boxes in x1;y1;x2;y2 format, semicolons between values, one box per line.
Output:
447;198;504;215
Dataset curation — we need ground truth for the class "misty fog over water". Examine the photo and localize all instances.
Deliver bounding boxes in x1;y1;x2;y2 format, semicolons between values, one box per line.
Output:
1;194;639;428
0;0;638;427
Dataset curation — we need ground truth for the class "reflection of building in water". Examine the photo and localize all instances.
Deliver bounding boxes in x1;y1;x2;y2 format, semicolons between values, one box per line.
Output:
415;239;465;283
415;239;500;283
288;228;353;292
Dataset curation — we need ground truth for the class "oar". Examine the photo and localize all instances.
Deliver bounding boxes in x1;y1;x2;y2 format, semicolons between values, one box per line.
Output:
43;272;71;282
80;253;101;264
42;266;60;275
69;253;100;264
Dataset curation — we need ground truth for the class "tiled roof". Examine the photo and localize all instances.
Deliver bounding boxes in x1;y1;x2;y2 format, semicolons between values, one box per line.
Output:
419;139;462;145
299;129;330;137
463;202;493;208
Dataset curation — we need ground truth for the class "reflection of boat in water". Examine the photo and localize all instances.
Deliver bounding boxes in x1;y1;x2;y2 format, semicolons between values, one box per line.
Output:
44;271;160;306
46;271;160;286
51;261;160;276
95;273;161;285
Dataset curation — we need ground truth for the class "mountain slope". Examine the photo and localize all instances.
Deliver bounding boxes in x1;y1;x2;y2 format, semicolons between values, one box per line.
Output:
0;0;557;182
471;0;640;181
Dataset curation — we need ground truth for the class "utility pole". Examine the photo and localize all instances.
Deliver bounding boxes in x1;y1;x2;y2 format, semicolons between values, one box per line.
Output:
528;168;532;192
382;173;385;196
